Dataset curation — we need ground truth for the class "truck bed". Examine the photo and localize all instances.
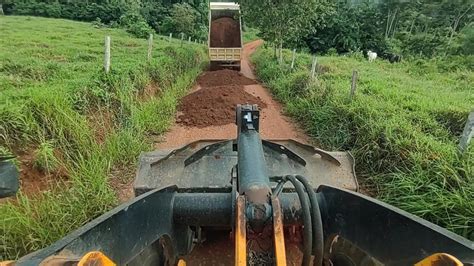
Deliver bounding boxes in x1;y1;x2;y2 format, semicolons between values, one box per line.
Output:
208;2;242;65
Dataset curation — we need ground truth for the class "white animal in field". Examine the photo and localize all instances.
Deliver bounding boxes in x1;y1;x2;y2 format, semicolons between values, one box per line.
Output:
367;50;377;62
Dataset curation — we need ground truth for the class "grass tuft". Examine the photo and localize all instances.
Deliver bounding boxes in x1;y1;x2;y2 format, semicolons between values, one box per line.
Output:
33;141;59;173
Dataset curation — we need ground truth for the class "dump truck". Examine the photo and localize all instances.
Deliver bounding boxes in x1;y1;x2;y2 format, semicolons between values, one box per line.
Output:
9;105;474;265
208;2;242;71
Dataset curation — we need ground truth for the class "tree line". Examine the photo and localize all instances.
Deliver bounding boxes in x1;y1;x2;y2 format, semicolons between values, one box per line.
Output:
241;0;473;60
1;0;209;40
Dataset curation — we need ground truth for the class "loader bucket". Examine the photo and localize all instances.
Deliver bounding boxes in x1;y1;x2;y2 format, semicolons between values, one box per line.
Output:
134;139;358;195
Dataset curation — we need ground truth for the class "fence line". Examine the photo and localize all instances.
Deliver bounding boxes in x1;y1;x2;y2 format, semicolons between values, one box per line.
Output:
279;46;472;153
102;33;204;73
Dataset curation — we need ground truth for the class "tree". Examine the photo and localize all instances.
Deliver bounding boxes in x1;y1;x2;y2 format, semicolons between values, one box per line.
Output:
160;3;198;38
240;0;321;50
140;0;167;32
447;3;473;44
305;2;386;54
457;23;474;55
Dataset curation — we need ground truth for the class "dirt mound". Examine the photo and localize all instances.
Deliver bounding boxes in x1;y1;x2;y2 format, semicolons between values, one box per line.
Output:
197;70;256;87
210;17;241;47
177;86;267;127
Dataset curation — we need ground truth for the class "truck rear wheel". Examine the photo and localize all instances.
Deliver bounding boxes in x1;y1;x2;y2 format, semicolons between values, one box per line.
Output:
210;62;220;71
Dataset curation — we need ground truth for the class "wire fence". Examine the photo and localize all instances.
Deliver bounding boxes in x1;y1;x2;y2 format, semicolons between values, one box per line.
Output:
103;33;207;74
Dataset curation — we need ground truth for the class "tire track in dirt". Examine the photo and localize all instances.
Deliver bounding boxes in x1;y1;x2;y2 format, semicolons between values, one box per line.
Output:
155;40;309;150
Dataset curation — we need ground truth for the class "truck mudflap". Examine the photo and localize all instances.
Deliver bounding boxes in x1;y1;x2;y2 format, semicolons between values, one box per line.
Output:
134;139;358;195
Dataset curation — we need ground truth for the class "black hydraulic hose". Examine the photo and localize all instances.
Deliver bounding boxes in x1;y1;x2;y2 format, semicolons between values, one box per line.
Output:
295;175;324;266
270;175;321;265
286;175;313;266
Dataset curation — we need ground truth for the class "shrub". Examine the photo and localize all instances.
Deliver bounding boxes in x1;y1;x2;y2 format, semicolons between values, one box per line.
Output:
119;12;153;38
326;48;337;56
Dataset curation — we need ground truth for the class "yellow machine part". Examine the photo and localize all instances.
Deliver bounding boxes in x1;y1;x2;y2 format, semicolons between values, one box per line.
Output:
78;251;116;266
234;195;288;266
2;246;465;266
415;253;463;266
272;197;287;266
235;195;247;266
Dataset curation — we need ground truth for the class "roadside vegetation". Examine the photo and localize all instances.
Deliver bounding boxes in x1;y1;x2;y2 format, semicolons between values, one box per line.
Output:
0;16;205;259
252;48;473;240
242;28;260;44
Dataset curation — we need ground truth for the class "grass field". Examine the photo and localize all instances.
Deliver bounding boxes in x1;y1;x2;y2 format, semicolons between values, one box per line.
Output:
0;16;206;259
252;48;474;240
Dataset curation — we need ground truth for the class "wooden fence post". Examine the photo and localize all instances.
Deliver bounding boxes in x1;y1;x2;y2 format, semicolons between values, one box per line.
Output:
180;33;184;46
104;36;111;74
169;33;172;42
350;70;358;100
291;49;296;69
459;111;474;153
311;56;317;79
147;34;153;62
188;36;191;43
278;42;283;64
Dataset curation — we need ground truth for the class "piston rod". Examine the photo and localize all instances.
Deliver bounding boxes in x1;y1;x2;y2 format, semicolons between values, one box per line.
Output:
173;192;308;227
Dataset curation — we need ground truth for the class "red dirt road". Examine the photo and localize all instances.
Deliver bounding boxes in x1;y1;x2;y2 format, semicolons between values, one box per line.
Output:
156;40;309;150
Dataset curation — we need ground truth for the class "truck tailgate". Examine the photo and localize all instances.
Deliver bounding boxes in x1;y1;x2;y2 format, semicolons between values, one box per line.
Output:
209;48;241;61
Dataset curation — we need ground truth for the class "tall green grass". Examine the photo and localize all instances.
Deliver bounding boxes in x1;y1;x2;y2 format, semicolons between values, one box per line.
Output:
252;48;474;240
0;16;206;259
